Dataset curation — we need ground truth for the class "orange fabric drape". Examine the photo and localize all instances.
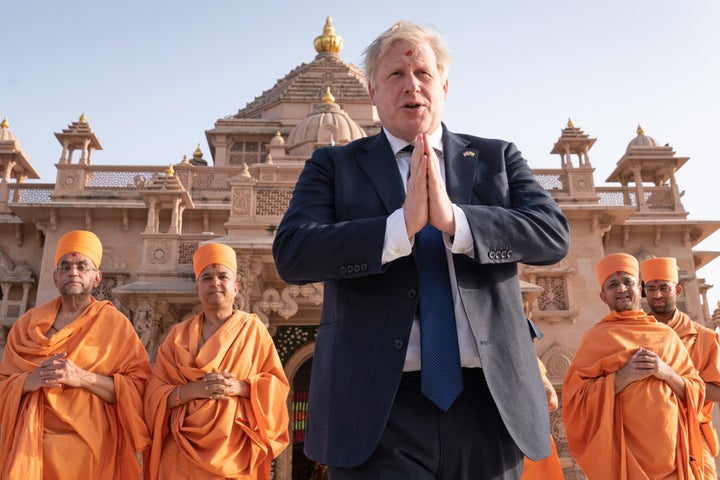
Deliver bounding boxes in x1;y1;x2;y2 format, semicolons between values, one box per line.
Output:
522;359;564;479
523;436;563;479
143;310;290;480
0;297;151;480
562;310;705;480
668;309;720;457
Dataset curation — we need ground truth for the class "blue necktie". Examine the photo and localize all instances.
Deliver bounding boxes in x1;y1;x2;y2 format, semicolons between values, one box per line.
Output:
400;143;464;410
415;223;464;411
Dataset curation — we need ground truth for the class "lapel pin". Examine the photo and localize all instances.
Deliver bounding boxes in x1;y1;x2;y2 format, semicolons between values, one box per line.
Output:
462;150;475;157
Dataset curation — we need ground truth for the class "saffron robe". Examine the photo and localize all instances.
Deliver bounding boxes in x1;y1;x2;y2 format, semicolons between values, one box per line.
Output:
562;310;705;480
522;360;564;479
0;297;151;479
143;310;290;480
667;309;720;479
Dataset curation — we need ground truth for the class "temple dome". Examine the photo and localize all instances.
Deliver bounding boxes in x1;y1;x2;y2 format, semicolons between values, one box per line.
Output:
626;124;658;151
287;87;366;157
0;117;18;142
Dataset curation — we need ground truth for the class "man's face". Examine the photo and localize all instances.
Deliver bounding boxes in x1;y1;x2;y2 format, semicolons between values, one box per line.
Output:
53;252;101;297
195;264;239;312
644;279;680;316
599;272;641;312
368;39;448;143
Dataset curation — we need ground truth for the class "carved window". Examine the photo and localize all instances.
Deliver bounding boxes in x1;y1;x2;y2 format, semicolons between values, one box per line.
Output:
179;241;199;265
535;275;569;311
229;141;268;166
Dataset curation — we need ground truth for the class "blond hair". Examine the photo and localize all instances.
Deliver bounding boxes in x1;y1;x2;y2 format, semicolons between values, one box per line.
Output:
362;20;452;87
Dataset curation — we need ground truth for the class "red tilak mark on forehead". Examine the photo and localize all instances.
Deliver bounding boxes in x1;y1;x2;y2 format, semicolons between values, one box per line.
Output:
404;50;413;56
212;263;217;268
71;253;76;257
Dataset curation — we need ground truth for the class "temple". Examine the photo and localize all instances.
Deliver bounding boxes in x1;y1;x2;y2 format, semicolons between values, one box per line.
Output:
1;17;719;478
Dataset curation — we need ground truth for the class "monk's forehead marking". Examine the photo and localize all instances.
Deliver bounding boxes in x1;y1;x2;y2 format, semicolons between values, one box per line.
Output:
71;253;76;257
404;50;413;56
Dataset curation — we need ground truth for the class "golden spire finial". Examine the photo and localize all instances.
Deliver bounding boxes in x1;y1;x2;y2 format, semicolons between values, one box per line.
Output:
636;124;644;135
314;17;343;54
166;164;174;176
567;118;574;128
322;86;335;103
193;144;203;159
80;113;87;124
1;117;8;129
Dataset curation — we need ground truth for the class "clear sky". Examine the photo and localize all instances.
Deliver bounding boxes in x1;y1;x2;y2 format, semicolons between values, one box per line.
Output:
4;1;720;311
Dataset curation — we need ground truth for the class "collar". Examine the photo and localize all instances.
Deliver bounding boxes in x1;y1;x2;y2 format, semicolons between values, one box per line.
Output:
384;127;444;157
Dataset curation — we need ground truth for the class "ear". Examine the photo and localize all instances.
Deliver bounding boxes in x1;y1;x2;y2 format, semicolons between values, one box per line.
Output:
367;83;377;106
443;77;449;99
93;270;103;288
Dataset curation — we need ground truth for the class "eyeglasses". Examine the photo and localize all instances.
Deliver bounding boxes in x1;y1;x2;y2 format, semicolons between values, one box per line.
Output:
644;285;674;295
56;263;97;274
603;278;637;290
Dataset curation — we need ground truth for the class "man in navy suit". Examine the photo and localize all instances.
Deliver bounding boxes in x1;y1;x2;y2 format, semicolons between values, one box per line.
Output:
273;20;570;480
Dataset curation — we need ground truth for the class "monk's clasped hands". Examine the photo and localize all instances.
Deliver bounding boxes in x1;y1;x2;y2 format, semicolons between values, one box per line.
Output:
203;371;242;400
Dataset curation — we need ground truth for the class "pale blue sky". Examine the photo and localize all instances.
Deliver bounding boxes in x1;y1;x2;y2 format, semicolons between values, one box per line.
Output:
4;1;720;309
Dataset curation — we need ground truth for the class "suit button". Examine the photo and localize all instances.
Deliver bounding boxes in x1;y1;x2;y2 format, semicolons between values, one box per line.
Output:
360;263;367;272
407;289;417;299
507;249;513;257
394;340;404;350
353;264;361;273
501;250;508;259
488;251;496;260
340;266;347;274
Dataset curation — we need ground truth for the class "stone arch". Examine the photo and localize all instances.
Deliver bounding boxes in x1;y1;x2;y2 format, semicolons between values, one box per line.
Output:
276;341;316;480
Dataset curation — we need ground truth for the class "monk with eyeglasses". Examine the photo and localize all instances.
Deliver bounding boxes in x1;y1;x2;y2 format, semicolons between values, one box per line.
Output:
642;257;720;479
0;230;151;479
563;252;704;479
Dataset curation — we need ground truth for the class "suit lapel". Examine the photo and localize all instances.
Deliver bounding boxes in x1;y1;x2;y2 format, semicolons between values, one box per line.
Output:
442;127;477;204
356;132;406;213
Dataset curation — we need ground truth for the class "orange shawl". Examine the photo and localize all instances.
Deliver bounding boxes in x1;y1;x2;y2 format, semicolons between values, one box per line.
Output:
523;360;564;479
0;297;151;480
667;309;720;456
143;310;290;480
562;310;704;479
522;436;563;479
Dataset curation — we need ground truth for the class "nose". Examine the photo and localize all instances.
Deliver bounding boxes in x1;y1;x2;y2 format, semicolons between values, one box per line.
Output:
403;73;421;93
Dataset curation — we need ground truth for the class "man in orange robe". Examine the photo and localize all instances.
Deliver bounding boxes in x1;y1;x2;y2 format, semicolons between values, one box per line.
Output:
0;230;151;479
144;242;290;480
522;358;564;479
562;252;705;479
642;257;720;479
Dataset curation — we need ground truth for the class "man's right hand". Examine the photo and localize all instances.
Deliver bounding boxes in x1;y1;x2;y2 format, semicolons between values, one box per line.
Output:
402;135;429;237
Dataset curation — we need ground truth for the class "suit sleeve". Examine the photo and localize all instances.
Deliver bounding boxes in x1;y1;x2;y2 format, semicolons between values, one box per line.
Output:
459;141;570;266
273;147;389;285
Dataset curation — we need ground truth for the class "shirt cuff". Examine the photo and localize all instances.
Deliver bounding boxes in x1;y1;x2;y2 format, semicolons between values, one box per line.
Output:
382;209;412;264
446;205;474;257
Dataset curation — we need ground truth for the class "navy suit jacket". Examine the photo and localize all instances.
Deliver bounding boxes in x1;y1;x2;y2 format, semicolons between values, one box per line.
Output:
272;126;571;467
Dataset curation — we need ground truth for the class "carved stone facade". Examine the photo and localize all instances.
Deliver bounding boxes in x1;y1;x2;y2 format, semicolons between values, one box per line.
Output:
1;18;719;479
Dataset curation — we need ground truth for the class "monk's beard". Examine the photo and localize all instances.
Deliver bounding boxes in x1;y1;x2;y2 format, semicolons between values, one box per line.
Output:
648;302;674;316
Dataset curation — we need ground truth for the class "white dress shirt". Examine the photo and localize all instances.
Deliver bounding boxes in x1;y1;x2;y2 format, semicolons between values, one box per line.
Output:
381;128;482;371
